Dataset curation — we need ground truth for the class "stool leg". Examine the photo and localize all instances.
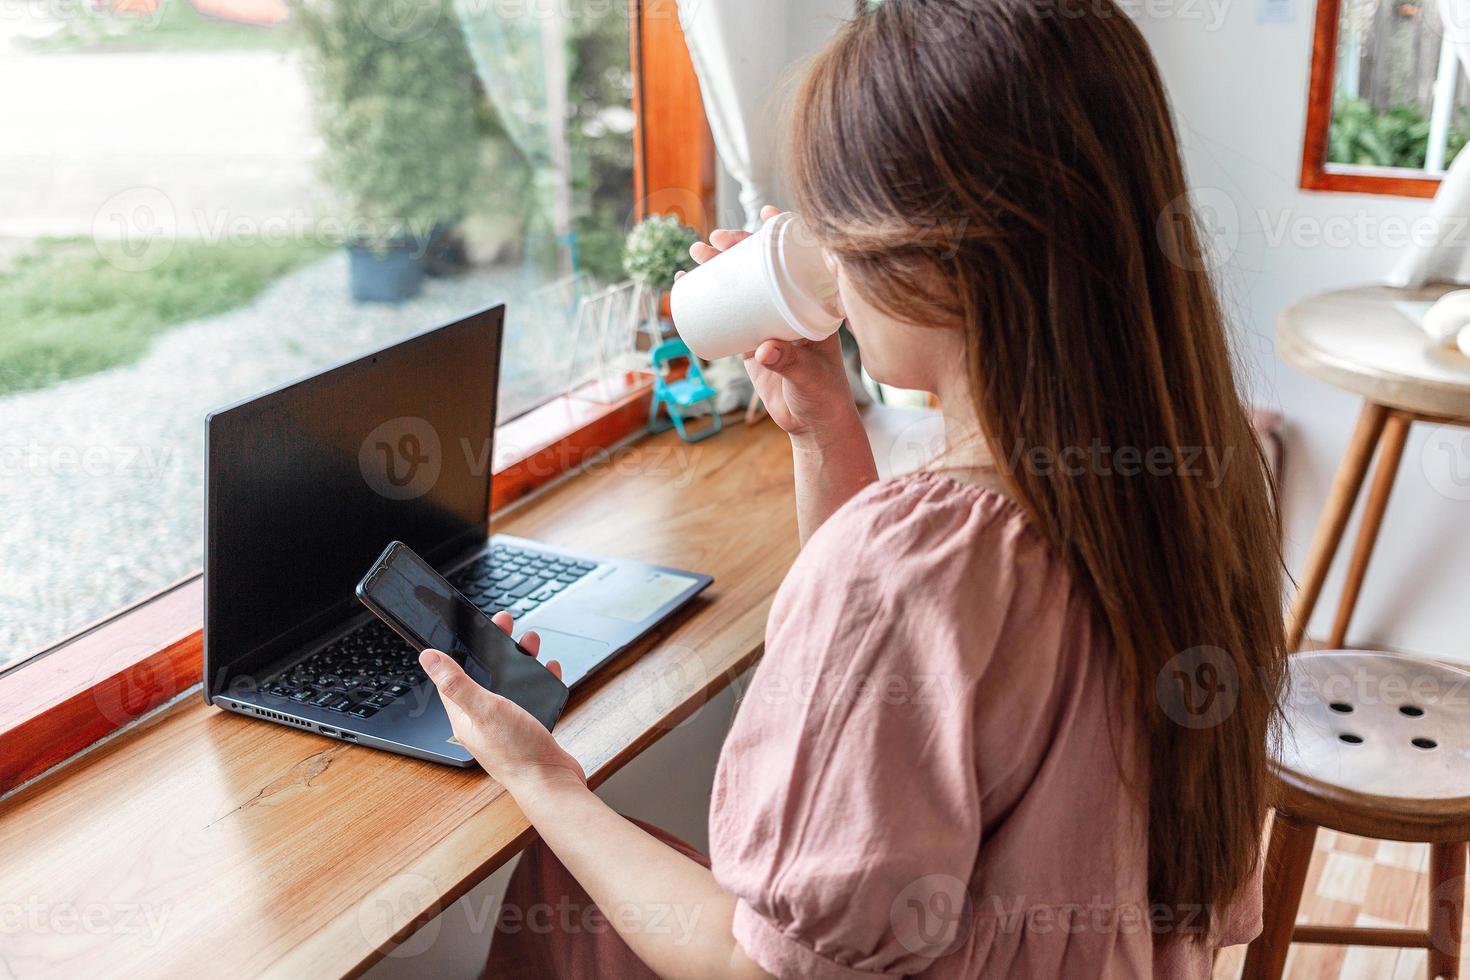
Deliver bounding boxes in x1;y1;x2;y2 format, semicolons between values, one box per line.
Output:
1429;841;1466;980
1242;813;1318;980
1286;401;1389;651
1326;411;1412;648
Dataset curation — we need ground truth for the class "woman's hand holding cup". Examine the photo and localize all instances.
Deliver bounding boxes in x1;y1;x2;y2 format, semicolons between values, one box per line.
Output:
683;206;860;447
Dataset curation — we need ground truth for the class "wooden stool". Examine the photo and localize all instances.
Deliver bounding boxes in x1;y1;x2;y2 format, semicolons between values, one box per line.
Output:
1279;285;1470;651
1242;651;1470;979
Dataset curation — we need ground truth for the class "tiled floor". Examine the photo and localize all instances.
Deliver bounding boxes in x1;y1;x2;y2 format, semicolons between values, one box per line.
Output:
1213;825;1464;979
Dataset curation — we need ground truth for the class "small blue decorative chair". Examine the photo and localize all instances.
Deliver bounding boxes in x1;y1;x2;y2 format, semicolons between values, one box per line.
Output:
649;339;722;443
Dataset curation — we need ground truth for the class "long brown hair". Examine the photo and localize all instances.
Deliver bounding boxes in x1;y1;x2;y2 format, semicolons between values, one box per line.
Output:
792;0;1285;943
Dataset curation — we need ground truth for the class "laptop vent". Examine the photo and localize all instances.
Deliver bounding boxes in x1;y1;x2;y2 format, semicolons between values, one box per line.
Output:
249;706;313;730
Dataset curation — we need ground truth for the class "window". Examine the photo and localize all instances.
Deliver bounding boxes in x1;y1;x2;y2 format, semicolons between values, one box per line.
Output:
1303;0;1470;196
0;0;713;792
0;0;667;674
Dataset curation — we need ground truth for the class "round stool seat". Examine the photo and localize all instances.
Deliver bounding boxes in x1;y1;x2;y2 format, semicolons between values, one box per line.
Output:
1279;284;1470;420
1276;650;1470;842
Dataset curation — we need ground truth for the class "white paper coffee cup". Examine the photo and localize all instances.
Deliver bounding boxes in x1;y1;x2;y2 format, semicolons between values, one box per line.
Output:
670;212;843;361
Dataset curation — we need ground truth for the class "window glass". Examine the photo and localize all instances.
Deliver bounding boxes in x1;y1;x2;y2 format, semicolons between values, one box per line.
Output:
1329;0;1470;172
0;0;636;669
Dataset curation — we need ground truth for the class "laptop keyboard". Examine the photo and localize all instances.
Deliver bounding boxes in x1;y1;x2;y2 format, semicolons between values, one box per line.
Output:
449;542;598;619
260;544;597;720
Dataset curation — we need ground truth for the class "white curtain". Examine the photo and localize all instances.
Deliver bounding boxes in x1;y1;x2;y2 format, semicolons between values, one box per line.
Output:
676;0;851;229
1389;0;1470;285
456;2;574;269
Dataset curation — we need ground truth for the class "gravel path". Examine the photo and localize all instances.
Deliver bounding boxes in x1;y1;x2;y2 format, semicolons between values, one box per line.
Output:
0;254;583;666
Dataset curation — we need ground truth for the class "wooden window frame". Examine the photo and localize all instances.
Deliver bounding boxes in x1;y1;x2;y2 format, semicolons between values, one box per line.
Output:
1301;0;1444;198
0;0;715;796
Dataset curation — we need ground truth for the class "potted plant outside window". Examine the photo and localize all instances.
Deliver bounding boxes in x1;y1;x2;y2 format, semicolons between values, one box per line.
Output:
293;0;481;302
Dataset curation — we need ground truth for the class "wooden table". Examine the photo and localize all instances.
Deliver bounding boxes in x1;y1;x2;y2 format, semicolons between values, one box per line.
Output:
0;419;800;979
1279;284;1470;650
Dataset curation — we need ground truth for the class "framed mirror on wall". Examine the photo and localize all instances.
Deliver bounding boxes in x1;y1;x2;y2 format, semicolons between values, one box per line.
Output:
1302;0;1470;196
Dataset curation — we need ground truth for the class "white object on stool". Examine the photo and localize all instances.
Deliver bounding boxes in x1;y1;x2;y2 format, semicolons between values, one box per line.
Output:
1421;290;1470;347
1460;324;1470;357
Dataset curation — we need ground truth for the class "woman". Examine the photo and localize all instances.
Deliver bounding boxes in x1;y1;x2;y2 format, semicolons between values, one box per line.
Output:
419;0;1286;975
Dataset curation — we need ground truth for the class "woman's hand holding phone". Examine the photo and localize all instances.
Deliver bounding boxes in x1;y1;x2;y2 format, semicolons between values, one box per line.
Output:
419;612;586;794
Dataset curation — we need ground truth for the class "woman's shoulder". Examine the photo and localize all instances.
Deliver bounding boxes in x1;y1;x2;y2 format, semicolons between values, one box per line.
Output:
771;471;1079;673
801;470;1046;584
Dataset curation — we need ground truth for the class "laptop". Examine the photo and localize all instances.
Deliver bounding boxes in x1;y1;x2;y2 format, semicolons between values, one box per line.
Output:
203;304;712;766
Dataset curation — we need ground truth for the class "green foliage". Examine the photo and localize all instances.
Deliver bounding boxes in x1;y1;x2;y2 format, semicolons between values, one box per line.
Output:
565;11;637;283
292;0;481;248
1328;95;1470;170
0;237;325;396
622;215;698;293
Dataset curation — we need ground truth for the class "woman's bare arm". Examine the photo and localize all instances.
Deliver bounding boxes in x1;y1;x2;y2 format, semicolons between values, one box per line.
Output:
513;772;774;980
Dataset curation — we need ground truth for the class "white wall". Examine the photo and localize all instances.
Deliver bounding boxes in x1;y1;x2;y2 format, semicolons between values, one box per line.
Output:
1138;4;1469;662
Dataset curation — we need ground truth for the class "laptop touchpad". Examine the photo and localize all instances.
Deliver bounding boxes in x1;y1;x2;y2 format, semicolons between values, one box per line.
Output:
525;628;610;675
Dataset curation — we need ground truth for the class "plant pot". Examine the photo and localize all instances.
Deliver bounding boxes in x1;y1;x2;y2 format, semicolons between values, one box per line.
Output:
347;240;426;303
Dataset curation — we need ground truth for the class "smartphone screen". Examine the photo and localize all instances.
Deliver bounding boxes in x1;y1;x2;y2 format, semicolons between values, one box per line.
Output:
358;542;569;731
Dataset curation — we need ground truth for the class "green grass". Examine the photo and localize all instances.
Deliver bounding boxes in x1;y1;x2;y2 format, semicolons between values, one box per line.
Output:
0;237;326;397
23;0;298;54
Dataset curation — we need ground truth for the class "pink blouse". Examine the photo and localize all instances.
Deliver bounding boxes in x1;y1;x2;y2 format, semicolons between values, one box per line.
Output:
708;473;1261;978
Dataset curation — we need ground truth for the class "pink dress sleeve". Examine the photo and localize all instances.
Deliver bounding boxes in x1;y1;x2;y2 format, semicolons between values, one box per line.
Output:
709;477;1032;979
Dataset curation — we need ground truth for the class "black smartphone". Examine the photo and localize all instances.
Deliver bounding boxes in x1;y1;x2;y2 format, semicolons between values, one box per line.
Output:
356;541;570;731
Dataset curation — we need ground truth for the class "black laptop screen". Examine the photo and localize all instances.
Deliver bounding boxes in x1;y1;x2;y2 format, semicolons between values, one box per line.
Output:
204;307;502;687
